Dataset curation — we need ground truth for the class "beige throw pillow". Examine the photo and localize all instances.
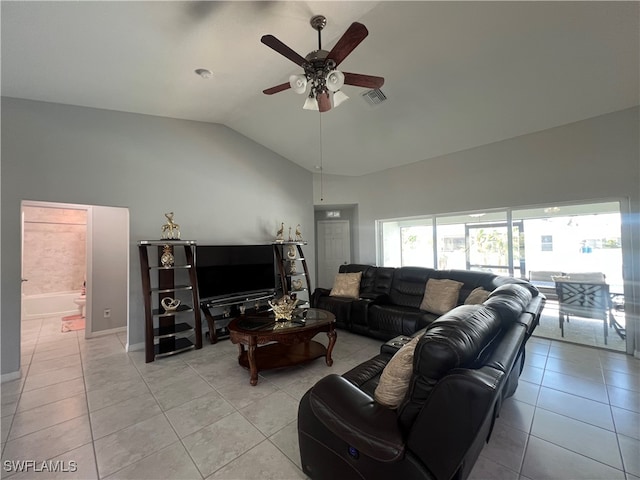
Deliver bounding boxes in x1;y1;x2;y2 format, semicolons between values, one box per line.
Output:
329;272;362;299
464;287;491;305
420;278;464;314
374;336;420;408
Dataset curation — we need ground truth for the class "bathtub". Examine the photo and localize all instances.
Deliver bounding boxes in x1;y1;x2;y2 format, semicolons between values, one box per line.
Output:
21;290;82;320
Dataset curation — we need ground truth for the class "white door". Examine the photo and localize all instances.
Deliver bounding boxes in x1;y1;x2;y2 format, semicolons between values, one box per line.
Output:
317;220;351;289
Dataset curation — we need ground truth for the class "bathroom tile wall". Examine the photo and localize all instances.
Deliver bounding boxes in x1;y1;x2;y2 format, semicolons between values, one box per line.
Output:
22;206;87;295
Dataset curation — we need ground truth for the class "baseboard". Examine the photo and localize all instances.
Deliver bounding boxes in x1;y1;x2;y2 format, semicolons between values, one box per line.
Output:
126;341;145;352
85;325;126;338
1;370;21;383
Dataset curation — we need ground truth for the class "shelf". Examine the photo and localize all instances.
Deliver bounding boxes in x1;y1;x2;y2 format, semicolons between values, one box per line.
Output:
150;285;193;294
153;304;194;317
154;337;195;357
273;243;311;304
150;264;192;271
139;240;197;246
139;241;202;362
154;322;194;338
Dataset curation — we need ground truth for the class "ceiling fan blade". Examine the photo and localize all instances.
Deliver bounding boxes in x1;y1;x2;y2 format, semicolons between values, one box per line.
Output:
263;82;292;95
317;91;331;112
326;22;369;67
261;34;309;67
343;72;385;89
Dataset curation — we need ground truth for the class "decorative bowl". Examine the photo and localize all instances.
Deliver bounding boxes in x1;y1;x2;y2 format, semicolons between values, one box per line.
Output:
161;297;181;312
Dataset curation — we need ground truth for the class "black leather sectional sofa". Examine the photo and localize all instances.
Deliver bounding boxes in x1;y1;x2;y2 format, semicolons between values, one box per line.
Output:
300;264;545;480
312;263;542;340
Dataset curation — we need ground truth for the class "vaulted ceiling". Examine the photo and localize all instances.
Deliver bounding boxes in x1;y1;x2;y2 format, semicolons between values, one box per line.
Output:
2;1;638;176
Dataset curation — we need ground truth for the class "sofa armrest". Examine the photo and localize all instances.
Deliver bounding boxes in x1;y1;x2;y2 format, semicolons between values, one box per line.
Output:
310;287;331;307
360;293;391;303
309;374;405;462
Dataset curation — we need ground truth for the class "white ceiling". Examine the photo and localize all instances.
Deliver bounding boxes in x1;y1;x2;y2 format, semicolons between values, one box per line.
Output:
2;1;638;176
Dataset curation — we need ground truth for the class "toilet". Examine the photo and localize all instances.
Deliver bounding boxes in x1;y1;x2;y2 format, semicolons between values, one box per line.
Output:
74;295;86;318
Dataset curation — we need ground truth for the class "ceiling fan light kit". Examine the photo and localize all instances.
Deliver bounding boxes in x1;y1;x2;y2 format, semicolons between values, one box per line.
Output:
261;14;384;113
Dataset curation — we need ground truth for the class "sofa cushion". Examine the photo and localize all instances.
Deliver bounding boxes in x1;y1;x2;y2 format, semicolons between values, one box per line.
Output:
342;353;392;397
339;264;376;293
368;304;438;340
420;278;463;314
374;336;421;408
389;267;436;308
488;284;533;309
464;287;491;305
330;272;362;298
397;305;503;430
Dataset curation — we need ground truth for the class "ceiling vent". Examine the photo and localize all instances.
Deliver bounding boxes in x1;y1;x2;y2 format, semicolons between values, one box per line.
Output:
362;88;387;106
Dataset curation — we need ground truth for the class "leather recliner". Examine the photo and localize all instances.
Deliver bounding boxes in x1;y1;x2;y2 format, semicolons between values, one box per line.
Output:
299;283;544;480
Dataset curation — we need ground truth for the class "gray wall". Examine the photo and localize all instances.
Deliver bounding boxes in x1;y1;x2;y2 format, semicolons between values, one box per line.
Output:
312;107;640;356
89;205;130;334
1;98;314;375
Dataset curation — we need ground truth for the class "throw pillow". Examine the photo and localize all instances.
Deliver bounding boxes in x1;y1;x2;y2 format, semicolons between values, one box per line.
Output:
329;272;362;299
464;287;491;305
420;278;464;314
374;336;420;408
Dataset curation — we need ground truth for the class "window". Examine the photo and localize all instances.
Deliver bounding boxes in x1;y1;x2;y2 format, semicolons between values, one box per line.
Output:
377;201;622;289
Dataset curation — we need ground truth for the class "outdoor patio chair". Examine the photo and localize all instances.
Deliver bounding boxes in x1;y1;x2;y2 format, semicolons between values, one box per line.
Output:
554;277;611;344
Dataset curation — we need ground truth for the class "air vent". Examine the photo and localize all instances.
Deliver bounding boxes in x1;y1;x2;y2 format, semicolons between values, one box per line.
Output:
362;88;387;106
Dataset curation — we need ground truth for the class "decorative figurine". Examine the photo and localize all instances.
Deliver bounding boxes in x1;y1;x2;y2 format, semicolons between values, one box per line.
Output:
275;222;285;243
161;212;181;240
160;244;174;267
288;260;297;275
287;244;297;259
268;294;299;321
295;224;304;242
292;279;303;291
161;297;181;312
288;226;293;242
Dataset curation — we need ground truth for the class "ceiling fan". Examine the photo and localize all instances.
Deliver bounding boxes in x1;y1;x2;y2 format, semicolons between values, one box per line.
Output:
261;15;385;113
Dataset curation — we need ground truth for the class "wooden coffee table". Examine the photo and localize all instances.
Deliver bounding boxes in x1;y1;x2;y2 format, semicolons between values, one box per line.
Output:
228;308;336;386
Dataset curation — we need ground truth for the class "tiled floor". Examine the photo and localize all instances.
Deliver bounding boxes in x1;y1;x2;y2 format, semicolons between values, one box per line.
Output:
532;300;627;352
2;316;639;479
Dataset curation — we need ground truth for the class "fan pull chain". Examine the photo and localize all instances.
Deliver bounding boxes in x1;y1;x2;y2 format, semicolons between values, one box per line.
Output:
319;112;324;202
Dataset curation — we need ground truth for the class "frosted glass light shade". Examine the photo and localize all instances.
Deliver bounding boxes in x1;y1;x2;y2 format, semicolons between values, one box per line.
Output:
303;96;319;110
326;70;345;92
289;74;307;94
332;90;349;107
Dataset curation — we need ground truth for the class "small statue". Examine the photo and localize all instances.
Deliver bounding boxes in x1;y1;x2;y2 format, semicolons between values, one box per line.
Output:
160;244;174;267
161;212;181;240
295;224;304;242
268;294;299;321
288;226;293;242
275;222;284;243
288;260;297;275
286;245;297;259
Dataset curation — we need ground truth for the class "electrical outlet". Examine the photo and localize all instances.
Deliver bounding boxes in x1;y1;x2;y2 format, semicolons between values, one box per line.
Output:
103;309;111;318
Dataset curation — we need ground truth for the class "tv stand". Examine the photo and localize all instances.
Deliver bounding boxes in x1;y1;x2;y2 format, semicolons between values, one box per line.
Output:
201;291;275;344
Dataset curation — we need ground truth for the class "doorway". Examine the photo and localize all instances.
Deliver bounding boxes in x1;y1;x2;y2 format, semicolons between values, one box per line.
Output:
20;200;130;341
21;202;89;337
317;220;351;289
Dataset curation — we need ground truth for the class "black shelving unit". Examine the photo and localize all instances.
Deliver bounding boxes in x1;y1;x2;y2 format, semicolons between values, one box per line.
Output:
138;240;202;362
273;241;311;308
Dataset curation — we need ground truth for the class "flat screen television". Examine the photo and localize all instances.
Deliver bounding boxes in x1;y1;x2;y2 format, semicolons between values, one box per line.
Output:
196;245;276;302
